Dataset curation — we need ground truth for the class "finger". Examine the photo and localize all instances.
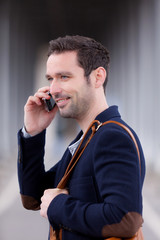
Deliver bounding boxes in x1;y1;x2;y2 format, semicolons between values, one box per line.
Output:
34;91;51;100
57;188;69;195
41;195;44;203
63;189;69;195
37;86;50;93
40;204;45;218
26;95;42;107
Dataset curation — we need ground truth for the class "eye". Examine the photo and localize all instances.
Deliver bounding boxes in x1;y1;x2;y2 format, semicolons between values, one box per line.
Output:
47;77;53;82
61;75;69;80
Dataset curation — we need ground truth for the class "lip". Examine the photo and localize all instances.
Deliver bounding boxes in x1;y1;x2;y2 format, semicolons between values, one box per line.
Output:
56;97;70;107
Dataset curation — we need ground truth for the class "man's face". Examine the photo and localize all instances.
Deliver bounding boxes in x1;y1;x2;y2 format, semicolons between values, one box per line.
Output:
46;51;95;120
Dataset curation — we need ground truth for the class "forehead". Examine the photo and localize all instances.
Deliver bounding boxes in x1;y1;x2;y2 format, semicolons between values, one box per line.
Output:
46;51;80;71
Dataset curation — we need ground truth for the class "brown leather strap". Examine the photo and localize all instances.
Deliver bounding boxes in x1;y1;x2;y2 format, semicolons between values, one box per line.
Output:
49;226;56;240
58;120;141;189
50;120;100;240
50;120;141;240
57;120;99;189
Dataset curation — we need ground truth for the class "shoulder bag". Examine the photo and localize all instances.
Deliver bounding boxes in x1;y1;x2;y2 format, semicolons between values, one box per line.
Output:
50;120;144;240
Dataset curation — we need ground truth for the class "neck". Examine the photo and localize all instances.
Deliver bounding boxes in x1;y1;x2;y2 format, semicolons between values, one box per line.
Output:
77;98;109;133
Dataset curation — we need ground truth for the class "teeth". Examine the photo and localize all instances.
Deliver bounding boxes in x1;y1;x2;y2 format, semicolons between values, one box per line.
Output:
57;98;67;103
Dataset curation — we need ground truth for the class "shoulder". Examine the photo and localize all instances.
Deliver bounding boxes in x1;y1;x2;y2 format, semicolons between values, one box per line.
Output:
90;120;141;165
93;120;133;146
90;120;145;177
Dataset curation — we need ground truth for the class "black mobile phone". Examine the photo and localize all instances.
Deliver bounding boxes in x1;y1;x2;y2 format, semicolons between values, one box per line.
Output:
43;92;56;112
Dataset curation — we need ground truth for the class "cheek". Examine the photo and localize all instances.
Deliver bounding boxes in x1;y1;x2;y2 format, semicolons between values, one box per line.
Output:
64;78;91;97
63;83;79;96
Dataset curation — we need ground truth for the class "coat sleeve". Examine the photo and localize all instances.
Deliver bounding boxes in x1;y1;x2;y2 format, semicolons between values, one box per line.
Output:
17;129;58;210
47;126;145;238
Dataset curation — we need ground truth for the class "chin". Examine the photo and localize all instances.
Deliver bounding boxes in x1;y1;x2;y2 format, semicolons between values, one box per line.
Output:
59;104;79;119
59;109;78;119
59;110;72;119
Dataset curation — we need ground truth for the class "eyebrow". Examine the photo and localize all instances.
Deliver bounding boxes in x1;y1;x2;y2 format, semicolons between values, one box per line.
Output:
45;71;73;79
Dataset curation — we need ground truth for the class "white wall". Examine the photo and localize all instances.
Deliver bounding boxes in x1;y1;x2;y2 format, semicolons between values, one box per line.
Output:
105;0;160;171
0;1;42;160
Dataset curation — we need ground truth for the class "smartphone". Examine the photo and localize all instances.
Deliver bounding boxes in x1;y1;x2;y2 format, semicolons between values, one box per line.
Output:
43;92;56;112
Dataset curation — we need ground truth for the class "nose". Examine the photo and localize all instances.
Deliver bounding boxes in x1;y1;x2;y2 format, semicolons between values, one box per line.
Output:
49;79;62;96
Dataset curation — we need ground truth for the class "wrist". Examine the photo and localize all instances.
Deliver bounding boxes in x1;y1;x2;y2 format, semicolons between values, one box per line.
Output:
24;125;43;137
22;126;32;138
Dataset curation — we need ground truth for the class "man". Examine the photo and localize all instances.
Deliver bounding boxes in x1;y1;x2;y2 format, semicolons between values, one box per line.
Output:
17;35;145;240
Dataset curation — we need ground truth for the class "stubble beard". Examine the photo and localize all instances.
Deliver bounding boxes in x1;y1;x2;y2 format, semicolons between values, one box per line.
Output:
59;97;90;120
59;77;92;120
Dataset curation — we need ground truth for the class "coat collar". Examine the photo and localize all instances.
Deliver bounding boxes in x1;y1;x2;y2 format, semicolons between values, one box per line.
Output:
95;105;121;123
69;105;120;147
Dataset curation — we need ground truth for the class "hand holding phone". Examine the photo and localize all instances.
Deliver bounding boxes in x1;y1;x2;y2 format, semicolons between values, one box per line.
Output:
24;89;57;136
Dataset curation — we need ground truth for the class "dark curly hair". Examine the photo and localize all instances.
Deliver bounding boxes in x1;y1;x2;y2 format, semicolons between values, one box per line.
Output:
48;35;110;90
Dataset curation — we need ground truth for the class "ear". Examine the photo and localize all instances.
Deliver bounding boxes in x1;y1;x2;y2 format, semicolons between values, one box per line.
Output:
94;67;106;88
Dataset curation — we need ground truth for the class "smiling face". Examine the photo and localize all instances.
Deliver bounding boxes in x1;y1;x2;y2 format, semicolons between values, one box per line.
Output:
46;51;95;121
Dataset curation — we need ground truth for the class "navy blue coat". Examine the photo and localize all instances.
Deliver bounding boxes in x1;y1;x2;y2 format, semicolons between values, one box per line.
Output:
17;106;145;240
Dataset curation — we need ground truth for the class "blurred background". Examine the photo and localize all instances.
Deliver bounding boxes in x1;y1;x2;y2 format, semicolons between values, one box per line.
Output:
0;0;160;239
